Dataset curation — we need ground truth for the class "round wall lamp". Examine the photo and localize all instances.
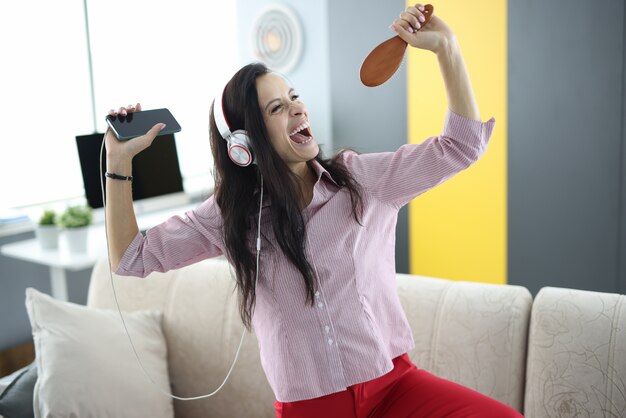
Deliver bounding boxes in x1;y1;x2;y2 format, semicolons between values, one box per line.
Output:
252;4;304;74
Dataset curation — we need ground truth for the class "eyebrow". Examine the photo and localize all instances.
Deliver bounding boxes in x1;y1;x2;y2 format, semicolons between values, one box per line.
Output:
264;88;295;112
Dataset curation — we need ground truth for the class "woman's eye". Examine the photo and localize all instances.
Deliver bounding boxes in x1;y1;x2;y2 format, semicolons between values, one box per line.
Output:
291;94;300;101
271;104;282;113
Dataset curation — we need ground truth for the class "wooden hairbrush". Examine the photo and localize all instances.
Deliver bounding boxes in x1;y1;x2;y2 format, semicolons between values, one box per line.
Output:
360;4;434;87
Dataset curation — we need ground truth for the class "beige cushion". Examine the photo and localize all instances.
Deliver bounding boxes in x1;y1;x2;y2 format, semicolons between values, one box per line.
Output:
525;287;626;417
25;287;173;418
397;274;532;413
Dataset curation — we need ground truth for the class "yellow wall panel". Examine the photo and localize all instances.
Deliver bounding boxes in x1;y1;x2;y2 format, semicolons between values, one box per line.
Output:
407;0;507;284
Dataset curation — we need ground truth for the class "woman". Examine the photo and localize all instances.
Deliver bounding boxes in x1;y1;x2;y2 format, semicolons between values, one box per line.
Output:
104;4;521;417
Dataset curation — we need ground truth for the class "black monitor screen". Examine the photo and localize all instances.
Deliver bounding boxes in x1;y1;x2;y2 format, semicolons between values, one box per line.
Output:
75;133;184;209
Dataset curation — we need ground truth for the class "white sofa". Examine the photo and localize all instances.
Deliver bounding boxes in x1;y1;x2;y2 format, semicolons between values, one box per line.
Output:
85;257;626;418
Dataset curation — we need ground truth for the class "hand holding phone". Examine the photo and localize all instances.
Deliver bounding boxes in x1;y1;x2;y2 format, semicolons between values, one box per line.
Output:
104;104;177;164
106;107;181;141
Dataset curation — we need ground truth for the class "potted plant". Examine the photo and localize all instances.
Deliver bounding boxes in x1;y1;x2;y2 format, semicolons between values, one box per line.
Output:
36;209;59;250
58;205;93;253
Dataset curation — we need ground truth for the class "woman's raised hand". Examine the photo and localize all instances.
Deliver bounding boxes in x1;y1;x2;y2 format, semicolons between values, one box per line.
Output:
390;3;455;54
104;103;165;162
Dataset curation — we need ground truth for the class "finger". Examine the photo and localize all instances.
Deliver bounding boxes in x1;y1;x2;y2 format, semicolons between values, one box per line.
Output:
118;106;127;116
126;104;136;113
145;123;166;141
393;17;413;34
109;108;117;116
392;19;413;35
400;11;421;31
390;23;414;44
414;3;425;12
405;7;426;25
136;103;142;112
413;7;426;24
406;6;420;15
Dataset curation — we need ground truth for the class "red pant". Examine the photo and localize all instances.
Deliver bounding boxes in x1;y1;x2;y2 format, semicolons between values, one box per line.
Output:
274;353;523;418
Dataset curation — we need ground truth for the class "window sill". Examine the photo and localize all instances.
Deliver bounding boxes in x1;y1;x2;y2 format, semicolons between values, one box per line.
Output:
1;175;214;239
0;220;35;238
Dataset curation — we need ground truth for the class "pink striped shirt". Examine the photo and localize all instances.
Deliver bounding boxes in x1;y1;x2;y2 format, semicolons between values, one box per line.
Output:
117;109;496;402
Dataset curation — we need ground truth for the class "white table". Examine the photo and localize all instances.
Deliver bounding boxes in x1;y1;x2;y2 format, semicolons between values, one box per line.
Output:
1;203;198;301
1;228;105;301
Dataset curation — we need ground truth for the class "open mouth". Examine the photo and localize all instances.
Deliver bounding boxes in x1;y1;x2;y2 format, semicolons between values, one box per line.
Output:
289;122;314;145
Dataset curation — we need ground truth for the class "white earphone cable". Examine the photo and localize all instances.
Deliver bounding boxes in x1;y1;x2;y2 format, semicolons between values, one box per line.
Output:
99;137;263;400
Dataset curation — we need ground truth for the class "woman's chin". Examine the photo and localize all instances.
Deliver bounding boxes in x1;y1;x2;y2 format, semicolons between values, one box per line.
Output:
300;142;320;160
289;138;318;159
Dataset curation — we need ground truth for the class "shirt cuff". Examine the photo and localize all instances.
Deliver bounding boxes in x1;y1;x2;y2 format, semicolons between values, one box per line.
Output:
441;109;496;157
115;232;144;276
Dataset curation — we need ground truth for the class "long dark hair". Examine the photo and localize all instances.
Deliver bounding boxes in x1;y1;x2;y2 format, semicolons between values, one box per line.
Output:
209;62;363;330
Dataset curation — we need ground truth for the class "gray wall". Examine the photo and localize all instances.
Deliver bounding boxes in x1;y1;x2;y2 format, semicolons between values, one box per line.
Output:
508;0;626;296
328;0;409;274
621;4;626;297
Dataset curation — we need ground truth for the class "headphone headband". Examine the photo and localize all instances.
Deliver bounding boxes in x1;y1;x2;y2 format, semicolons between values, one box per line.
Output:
213;86;232;141
213;84;255;167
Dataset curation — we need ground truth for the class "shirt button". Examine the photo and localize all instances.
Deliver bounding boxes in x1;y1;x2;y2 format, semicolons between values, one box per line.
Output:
328;338;333;345
315;291;320;298
324;325;330;333
317;302;324;308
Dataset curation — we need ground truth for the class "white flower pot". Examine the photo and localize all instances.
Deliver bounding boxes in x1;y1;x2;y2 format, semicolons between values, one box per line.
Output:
36;225;59;250
65;227;89;253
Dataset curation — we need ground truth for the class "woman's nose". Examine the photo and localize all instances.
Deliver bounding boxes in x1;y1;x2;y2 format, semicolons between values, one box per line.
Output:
290;102;305;116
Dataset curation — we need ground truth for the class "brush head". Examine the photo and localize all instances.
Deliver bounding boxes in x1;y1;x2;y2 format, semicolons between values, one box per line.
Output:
360;36;408;87
360;4;434;87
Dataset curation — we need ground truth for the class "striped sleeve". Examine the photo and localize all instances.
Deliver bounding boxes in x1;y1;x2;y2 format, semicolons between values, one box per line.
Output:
345;109;496;209
115;196;225;278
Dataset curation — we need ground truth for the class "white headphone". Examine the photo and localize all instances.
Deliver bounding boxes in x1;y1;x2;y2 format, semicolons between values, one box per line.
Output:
213;85;255;167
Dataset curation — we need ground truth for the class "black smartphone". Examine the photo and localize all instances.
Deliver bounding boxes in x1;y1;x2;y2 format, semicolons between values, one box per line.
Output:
105;108;182;141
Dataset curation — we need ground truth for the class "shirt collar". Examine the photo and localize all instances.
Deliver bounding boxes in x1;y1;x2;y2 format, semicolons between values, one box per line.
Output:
260;159;338;209
308;159;339;187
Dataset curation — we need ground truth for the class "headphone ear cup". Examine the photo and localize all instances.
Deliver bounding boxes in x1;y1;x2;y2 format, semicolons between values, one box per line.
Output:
227;130;255;167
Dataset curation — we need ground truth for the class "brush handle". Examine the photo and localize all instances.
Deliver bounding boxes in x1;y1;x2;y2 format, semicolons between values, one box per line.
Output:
359;4;434;87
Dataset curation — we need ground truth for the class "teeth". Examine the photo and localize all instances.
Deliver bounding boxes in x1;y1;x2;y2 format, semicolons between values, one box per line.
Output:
289;122;310;136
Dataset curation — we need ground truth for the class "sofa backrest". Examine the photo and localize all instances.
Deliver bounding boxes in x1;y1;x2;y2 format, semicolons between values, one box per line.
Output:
396;273;532;413
524;286;626;417
88;257;532;417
